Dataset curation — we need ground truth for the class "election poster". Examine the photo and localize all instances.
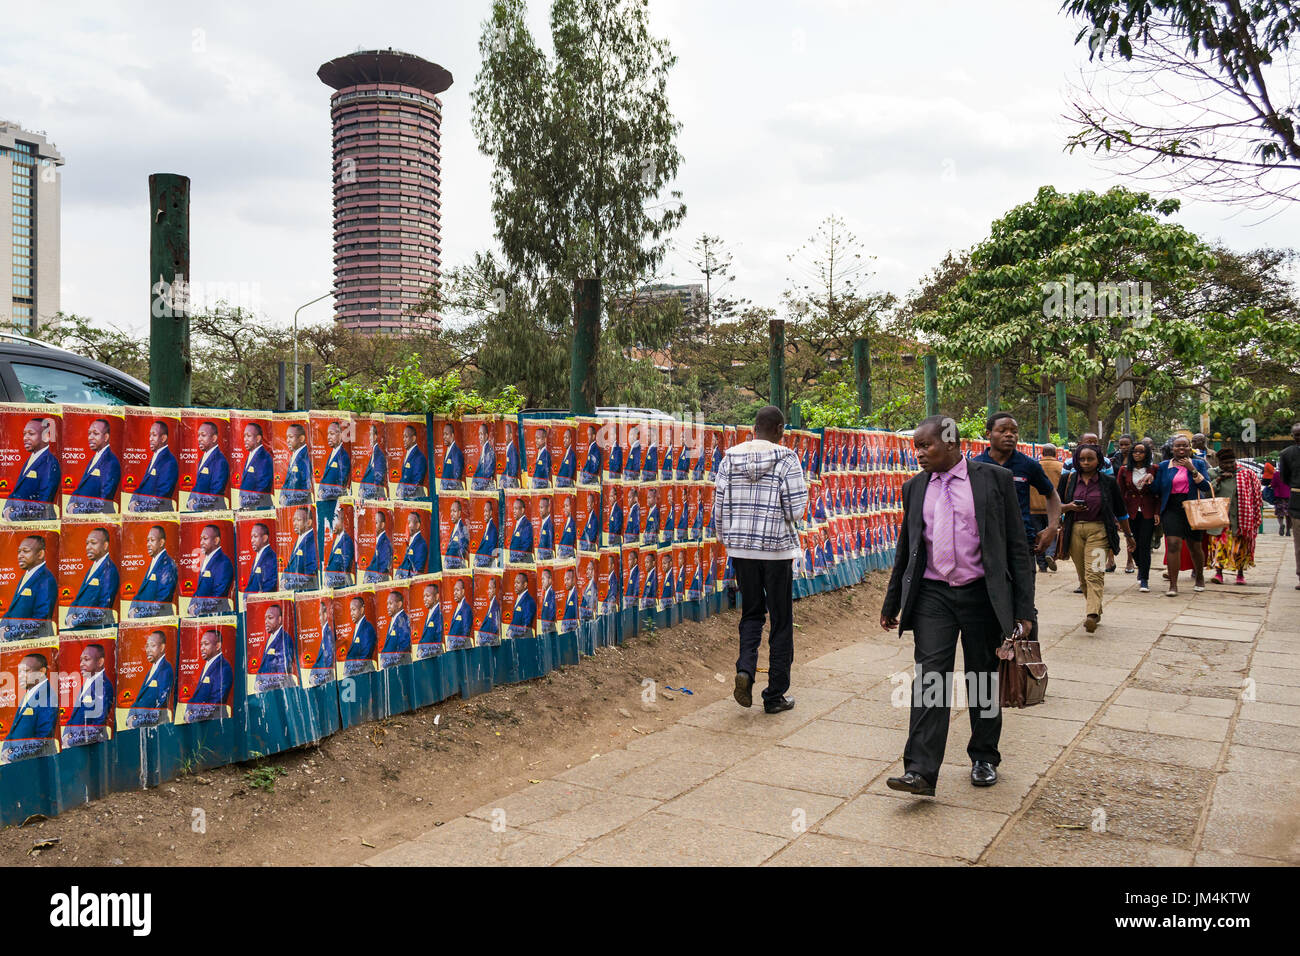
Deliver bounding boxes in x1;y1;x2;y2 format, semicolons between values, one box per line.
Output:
575;418;602;487
703;425;722;481
294;590;334;688
533;561;558;636
0;637;61;764
658;480;676;545
57;630;116;748
440;570;473;651
495;416;521;489
235;510;278;607
463;414;497;492
602;480;625;547
467;490;501;569
719;542;736;588
597;548;620;615
501;567;535;639
374;579;413;667
408;573;442;660
357;500;394;584
392;501;432;579
115;617;177;729
658;419;675;482
575;551;598;623
620;545;640;611
656;546;676;612
555;559;578;632
638;483;660;546
275;501;319;592
701;484;716;540
617;480;639;546
175;616;236;724
332;585;376;679
56;515;121;630
685;482;702;542
178;409;231;512
437;490;471;571
122;406;180;514
0;402;61;521
271;414;312;508
385;413;428;500
502;488;535;566
680;543;702;601
673;419;694;479
576;487;601;554
597;417;621;483
229;412;275;511
322;496;356;588
60;403;123;516
549;420;577;489
431;416;465;492
309;409;353;503
638;547;658;611
0;521;59;642
700;540;717;592
669;481;687;544
243;591;297;694
522;419;551;489
177;511;235;617
553;488;576;559
120;514;178;619
472;567;503;646
352;413;388;501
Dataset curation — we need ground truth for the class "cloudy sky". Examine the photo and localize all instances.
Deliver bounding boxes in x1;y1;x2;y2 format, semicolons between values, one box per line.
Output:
5;0;1297;336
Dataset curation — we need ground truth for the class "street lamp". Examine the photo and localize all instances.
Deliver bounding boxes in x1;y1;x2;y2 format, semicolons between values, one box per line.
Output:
293;291;332;410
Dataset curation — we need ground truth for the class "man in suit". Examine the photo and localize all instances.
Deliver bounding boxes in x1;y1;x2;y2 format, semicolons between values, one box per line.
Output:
561;566;579;630
398;425;428;499
880;415;1035;796
625;426;642;480
190;523;235;615
281;505;318;591
474;499;500;568
507;571;536;638
607;426;623;479
471;422;496;491
365;509;393;583
253;604;297;692
5;417;59;520
185;627;233;721
361;424;388;500
531;425;552;488
537;568;556;635
416;583;443;658
625;490;641;542
507;496;534;564
579;565;597;621
501;422;521;489
381;589;413;666
555;430;576;488
342;596;378;676
602;562;622;614
66;527;120;629
687;555;703;600
536;495;555;560
661;485;677;542
639;552;657;610
186;420;230;511
675;437;692;480
69;417;121;514
442;499;470;569
693;433;708;480
557;495;576;558
61;643;114;747
309;598;336;686
318;420;351;501
127;629;175;727
2;652;57;762
1;534;57;641
446;578;474;649
606;493;624;547
440;422;465;492
238;422;274;510
324;508;355;588
397;511;429;579
129;524;178;618
476;576;502;647
673;491;689;541
580;424;601;484
660;556;676;608
243;521;279;594
642;487;659;546
130;420;179;512
579;494;600;552
278;423;312;506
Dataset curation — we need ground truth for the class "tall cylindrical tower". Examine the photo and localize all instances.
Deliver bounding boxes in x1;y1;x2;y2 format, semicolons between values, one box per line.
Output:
318;49;453;334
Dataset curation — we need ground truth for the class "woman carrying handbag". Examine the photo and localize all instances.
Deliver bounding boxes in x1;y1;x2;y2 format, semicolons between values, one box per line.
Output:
1057;444;1134;632
1153;434;1212;596
1117;441;1160;592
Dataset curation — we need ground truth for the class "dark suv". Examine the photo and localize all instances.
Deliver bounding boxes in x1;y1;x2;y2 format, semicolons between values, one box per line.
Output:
0;334;148;405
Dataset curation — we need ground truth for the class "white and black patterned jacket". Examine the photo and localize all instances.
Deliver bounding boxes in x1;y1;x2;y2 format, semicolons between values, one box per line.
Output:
714;440;808;561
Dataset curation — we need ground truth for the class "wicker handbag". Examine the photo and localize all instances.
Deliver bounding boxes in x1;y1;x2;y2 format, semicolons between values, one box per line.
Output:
1182;496;1230;532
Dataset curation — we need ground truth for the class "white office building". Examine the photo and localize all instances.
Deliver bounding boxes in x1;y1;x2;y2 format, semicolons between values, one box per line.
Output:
0;122;63;333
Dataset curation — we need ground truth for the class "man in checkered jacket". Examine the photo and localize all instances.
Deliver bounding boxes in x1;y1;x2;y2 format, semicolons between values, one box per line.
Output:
714;405;809;714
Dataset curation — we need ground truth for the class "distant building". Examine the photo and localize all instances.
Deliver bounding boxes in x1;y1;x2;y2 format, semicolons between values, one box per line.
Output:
318;49;452;334
630;283;703;317
0;122;63;333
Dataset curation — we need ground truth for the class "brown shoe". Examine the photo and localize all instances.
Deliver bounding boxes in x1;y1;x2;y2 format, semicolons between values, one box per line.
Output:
1084;614;1099;633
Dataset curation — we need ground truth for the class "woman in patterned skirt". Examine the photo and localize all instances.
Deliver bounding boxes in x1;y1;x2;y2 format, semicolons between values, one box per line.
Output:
1208;447;1264;585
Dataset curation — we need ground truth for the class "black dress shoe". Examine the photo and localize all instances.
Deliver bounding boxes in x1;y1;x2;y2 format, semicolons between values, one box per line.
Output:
886;771;935;796
763;695;795;714
971;761;998;787
733;671;753;709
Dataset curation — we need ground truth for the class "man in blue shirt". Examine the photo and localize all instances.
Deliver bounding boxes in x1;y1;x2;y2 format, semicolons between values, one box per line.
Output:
187;420;230;511
579;493;600;552
624;555;640;610
5;417;59;520
476;576;502;646
309;599;336;686
130;525;178;618
606;493;624;546
238;422;274;510
974;413;1063;568
642;487;659;546
580;423;602;485
624;490;640;542
554;429;576;488
561;566;579;630
66;527;120;629
252;605;296;693
69;417;121;514
537;567;556;635
556;495;576;558
131;420;179;512
625;425;642;481
397;510;429;579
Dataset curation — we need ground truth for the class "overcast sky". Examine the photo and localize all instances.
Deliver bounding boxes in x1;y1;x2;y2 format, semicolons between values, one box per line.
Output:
5;0;1297;336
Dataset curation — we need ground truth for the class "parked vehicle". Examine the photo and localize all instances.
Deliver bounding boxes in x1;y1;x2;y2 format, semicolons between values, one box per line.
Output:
0;333;148;405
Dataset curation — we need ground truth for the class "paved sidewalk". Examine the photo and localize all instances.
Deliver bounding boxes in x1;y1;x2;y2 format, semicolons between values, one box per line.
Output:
363;534;1300;866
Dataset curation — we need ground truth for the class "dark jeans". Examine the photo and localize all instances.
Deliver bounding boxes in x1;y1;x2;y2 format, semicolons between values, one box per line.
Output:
904;577;1003;785
1131;514;1156;583
733;556;794;705
1030;515;1056;569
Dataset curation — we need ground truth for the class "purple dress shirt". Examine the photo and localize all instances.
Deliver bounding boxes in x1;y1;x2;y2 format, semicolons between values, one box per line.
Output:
922;456;984;585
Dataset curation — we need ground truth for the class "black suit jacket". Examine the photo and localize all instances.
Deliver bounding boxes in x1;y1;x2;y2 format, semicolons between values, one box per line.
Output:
882;458;1034;640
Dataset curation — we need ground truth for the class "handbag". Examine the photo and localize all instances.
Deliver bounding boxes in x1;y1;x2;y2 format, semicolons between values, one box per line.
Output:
1182;496;1229;532
996;624;1048;709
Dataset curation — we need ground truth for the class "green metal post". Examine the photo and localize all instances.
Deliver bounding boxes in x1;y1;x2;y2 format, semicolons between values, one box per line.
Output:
769;319;786;413
923;355;938;417
789;403;803;429
853;337;872;417
149;173;192;406
1055;381;1069;439
1037;393;1049;443
986;363;1001;419
570;278;601;415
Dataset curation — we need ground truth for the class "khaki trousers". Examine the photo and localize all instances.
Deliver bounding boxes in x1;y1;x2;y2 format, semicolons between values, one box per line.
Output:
1070;520;1109;618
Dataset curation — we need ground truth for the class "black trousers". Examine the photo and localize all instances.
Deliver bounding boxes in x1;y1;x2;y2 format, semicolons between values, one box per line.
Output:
733;556;794;704
904;577;1003;785
1131;514;1156;582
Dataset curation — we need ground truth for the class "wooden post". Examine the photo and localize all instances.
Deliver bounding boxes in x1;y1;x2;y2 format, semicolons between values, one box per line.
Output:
570;278;601;415
1055;381;1069;439
986;363;1001;419
853;337;871;417
923;356;938;417
148;174;192;406
769;318;786;413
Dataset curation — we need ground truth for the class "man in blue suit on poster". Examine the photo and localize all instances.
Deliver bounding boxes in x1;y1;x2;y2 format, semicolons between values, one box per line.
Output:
557;495;576;559
61;643;114;747
130;420;179;512
662;558;676;607
416;583;443;659
561;566;579;630
555;429;576;488
675;441;691;480
471;422;496;491
243;521;279;595
239;422;274;510
397;511;429;579
602;562;621;615
641;431;659;483
579;497;600;552
579;565;596;621
624;556;639;610
281;505;318;591
306;601;335;688
705;553;717;591
530;425;552;489
507;497;533;564
675;494;689;540
4;417;59;521
474;498;500;568
2;652;57;763
342;596;378;677
537;567;556;635
688;559;703;600
446;578;473;650
442;498;470;569
500;423;521;489
506;571;535;638
381;590;413;666
253;604;297;693
580;423;601;484
279;423;312;507
625;426;642;481
535;496;554;560
607;428;623;480
66;527;119;629
476;576;502;647
186;421;230;511
642;487;659;545
185;627;233;721
2;534;56;641
397;424;428;499
127;629;175;727
324;509;355;588
439;422;465;492
129;525;178;618
364;509;393;584
606;493;624;546
640;554;657;610
360;424;388;501
69;417;121;514
625;492;640;542
661;493;676;545
190;523;234;616
317;420;351;501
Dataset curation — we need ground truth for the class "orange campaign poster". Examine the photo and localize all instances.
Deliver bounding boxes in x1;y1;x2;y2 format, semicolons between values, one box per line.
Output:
178;511;235;617
576;487;600;554
533;561;558;635
431;416;465;492
294;590;334;687
332;584;376;679
637;483;660;547
548;420;577;490
60;403;124;516
615;480;639;546
374;579;413;666
462;414;498;492
522;419;551;490
243;591;297;694
501;567;535;639
602;480;625;547
574;418;601;487
467;490;501;569
352;413;387;501
178;409;231;513
357;500;395;584
471;568;502;646
596;548;620;615
440;569;474;651
271;414;312;508
669;481;687;544
701;484;716;539
176;616;236;724
575;551;598;623
502;488;536;566
309;409;353;503
228;411;274;511
119;514;179;619
702;425;721;480
620;545;640;611
680;543;701;601
57;630;117;749
658;481;676;546
322;497;356;588
392;501;432;579
700;540;717;592
235;510;278;608
654;420;672;482
115;617;177;729
685;483;702;542
0;402;61;521
552;487;576;559
638;547;659;611
56;515;121;630
384;413;428;500
121;406;180;514
554;559;578;631
496;417;521;489
0;636;61;764
275;501;319;592
0;521;59;642
437;490;471;571
408;573;442;659
596;418;621;482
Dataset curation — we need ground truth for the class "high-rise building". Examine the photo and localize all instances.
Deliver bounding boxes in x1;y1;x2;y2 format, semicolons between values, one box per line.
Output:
318;49;452;334
0;122;63;334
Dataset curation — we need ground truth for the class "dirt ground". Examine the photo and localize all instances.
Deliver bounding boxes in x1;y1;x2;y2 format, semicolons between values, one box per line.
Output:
1;577;887;866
